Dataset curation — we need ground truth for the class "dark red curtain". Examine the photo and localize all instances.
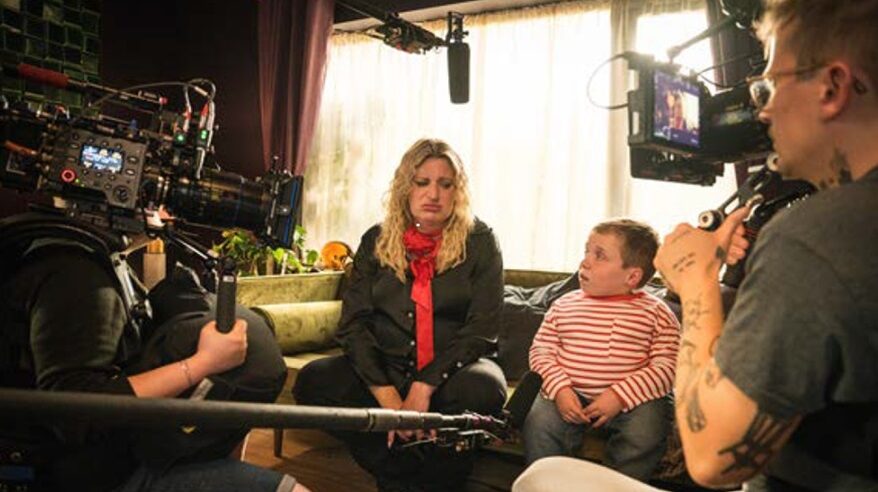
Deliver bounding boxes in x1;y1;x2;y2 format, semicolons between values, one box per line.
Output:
258;0;335;175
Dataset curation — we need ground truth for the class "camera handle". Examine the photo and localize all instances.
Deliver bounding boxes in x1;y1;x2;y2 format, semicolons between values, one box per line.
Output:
214;257;237;334
697;164;776;231
159;227;239;403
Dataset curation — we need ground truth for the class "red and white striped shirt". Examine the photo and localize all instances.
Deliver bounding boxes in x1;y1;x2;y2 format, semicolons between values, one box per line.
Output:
529;289;680;411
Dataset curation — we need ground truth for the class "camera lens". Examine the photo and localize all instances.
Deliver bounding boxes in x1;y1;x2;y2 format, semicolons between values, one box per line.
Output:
164;168;270;232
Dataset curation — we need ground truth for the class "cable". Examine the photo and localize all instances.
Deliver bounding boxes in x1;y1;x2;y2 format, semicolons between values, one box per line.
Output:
89;81;208;109
586;53;630;111
698;72;741;90
695;52;764;90
68;80;215;129
188;78;217;99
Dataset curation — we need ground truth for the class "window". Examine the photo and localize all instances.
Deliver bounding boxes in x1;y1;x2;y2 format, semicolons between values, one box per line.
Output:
304;0;729;271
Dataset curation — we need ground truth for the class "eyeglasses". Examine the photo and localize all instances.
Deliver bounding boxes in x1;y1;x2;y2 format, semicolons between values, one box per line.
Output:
746;65;824;110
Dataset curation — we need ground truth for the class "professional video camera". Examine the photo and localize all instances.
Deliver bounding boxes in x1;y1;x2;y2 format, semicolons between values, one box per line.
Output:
622;0;768;186
625;56;770;186
0;63;302;249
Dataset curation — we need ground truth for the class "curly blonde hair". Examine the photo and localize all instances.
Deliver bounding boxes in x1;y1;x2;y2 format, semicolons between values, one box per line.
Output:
375;138;475;282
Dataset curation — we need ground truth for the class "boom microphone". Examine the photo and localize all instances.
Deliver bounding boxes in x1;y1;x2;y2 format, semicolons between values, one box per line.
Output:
447;42;470;104
0;388;507;435
504;371;543;429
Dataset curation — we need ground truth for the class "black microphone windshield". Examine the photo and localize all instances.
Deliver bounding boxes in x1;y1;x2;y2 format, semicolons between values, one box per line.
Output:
504;371;543;429
447;42;470;104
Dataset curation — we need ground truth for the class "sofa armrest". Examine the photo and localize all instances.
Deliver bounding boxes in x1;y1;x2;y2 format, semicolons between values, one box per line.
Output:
237;271;344;306
252;301;342;355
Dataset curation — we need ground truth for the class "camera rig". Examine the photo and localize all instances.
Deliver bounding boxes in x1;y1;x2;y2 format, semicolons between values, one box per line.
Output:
0;62;302;249
626;55;771;186
618;0;769;186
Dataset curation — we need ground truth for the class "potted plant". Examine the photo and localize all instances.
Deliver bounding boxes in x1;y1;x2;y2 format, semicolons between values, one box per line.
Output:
213;225;319;277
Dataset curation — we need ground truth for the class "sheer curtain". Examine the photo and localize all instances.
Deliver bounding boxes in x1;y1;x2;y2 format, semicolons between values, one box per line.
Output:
304;0;731;271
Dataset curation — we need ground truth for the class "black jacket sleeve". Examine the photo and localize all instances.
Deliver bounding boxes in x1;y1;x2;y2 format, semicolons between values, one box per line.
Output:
417;229;504;386
26;250;136;395
335;227;392;386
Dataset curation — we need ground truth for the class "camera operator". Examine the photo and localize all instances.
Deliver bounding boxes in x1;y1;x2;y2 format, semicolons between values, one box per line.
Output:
513;1;878;491
0;205;307;492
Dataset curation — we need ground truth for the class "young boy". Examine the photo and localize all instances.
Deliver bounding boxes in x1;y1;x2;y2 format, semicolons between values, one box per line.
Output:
523;219;680;482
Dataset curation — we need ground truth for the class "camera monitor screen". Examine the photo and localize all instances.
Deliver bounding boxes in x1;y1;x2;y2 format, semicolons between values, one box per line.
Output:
653;70;701;149
80;144;124;173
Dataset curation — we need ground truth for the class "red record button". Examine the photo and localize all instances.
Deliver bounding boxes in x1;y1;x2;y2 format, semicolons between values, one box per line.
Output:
60;168;77;183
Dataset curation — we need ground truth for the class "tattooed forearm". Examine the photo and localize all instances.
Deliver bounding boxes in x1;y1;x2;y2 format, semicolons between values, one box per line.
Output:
704;361;724;388
675;341;698;396
719;410;797;476
676;340;708;433
708;336;719;356
715;246;726;262
679;359;723;433
682;298;709;333
685;382;707;432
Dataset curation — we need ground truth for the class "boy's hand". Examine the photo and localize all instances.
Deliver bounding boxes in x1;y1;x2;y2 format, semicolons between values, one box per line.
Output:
583;389;624;428
554;387;589;424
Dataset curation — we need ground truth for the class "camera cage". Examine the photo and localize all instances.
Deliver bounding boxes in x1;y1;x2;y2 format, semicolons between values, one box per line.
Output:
0;65;301;249
624;55;772;186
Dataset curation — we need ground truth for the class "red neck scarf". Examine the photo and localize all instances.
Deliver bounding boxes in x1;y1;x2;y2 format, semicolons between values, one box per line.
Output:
403;225;442;370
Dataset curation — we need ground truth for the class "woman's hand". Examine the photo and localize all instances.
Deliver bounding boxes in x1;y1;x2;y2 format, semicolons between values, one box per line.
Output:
370;385;406;448
400;381;437;441
188;319;248;379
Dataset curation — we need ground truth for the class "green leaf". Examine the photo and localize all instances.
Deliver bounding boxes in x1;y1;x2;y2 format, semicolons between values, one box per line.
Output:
305;249;319;266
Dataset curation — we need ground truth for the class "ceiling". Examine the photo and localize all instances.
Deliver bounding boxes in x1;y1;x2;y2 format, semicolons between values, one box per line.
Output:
334;0;562;29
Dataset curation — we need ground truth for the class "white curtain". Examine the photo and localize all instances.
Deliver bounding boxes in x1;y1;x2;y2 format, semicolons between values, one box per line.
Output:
303;0;735;272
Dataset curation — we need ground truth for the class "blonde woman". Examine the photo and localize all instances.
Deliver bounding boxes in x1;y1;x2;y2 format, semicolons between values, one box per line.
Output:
294;138;506;492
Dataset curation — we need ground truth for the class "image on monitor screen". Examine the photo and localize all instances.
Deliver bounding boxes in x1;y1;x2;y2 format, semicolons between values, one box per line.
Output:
80;144;125;173
653;70;701;149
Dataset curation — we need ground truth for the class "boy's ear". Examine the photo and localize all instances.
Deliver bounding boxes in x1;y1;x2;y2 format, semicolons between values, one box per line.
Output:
626;267;643;289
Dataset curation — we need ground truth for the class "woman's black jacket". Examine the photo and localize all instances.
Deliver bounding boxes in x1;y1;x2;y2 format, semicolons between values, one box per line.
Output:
336;219;503;388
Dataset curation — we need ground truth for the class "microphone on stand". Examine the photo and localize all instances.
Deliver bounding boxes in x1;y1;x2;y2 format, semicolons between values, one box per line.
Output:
447;42;470;104
446;11;470;104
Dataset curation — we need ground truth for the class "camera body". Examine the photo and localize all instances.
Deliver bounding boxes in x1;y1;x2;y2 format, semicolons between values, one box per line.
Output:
1;84;301;248
626;58;772;185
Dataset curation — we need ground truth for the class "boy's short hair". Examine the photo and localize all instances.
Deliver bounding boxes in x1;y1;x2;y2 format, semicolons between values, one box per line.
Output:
757;0;878;88
592;219;659;288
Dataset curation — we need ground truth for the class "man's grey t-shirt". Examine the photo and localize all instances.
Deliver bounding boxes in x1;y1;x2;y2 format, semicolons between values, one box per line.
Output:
716;167;878;491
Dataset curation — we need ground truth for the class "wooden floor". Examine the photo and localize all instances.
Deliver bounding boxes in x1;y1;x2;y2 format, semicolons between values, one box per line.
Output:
243;428;377;492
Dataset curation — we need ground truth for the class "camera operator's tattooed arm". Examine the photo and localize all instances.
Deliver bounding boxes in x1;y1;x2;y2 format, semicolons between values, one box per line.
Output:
655;211;801;488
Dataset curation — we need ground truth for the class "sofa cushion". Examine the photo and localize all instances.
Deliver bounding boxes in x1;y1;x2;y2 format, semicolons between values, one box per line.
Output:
252;301;343;355
497;273;580;380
